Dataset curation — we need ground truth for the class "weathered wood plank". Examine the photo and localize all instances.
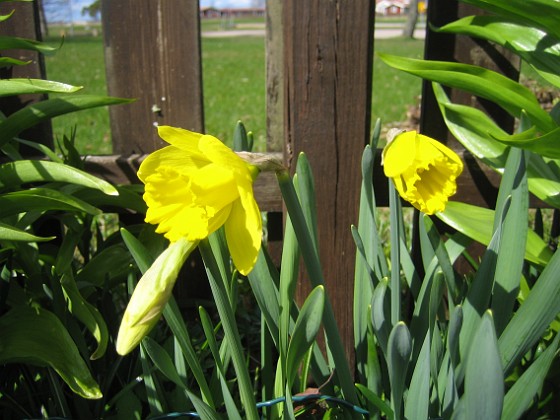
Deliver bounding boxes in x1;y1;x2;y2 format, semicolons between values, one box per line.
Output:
265;0;284;153
283;0;375;365
101;0;204;154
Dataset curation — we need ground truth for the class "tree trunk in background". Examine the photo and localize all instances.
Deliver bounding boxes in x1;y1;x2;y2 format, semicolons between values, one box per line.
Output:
403;0;419;38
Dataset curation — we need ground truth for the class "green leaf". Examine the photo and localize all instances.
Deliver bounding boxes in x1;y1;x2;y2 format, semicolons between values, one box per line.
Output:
0;187;100;218
0;95;133;148
491;147;528;334
186;390;221;420
437;201;552;267
371;279;391;357
0;35;59;54
0;9;14;22
199;239;259;420
232;120;249;152
60;274;109;360
405;332;430;420
0;56;30;67
120;228;155;273
247;248;280;346
378;53;555;132
438;16;560;88
164;299;216;408
387;322;412;420
0;221;55;241
143;336;187;389
491;126;560;159
355;383;394;420
499;244;560;374
502;332;560;419
459;0;560;40
0;305;102;399
433;83;560;209
354;144;384;382
0;160;118;195
286;285;325;387
464;311;504;420
76;244;134;287
0;79;82;97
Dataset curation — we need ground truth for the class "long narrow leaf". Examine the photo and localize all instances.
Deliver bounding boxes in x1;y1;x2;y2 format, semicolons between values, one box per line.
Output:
60;274;108;360
387;322;412;420
286;286;325;387
459;0;560;40
0;34;59;54
438;16;560;88
199;239;258;419
432;83;560;209
405;332;430;420
0;306;102;399
499;245;560;374
0;160;118;195
502;332;560;419
379;53;555;132
0;95;133;148
491;147;528;334
437;201;552;267
0;79;82;97
0;222;54;241
464;311;504;420
0;187;100;218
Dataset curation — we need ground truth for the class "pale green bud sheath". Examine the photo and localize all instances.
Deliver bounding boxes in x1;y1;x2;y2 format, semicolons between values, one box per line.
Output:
116;238;197;355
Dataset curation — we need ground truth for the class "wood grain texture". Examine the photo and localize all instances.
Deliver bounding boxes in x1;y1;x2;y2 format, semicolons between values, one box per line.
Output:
102;0;204;154
283;0;375;364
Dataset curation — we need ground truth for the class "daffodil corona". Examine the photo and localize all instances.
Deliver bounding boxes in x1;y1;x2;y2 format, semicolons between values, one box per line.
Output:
139;126;263;275
382;130;463;214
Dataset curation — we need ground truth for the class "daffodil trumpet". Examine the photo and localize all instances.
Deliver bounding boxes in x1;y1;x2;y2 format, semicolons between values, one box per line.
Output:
382;129;463;215
139;125;263;276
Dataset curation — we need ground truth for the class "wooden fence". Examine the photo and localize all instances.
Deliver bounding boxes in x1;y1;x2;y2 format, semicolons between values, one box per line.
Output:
1;0;522;364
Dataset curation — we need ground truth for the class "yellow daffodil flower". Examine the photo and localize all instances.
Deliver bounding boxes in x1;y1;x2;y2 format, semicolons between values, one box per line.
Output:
139;125;263;275
382;130;463;214
116;238;196;355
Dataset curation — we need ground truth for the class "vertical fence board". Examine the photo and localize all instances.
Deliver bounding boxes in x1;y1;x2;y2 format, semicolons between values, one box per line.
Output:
284;0;375;363
102;0;204;154
266;0;284;153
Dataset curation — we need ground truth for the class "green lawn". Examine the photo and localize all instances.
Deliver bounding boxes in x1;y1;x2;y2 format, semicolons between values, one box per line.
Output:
44;31;424;154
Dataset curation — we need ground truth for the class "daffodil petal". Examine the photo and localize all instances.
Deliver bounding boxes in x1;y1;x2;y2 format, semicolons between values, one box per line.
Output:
225;195;262;276
426;136;464;168
383;131;417;178
198;134;253;179
138;146;206;183
157;125;205;155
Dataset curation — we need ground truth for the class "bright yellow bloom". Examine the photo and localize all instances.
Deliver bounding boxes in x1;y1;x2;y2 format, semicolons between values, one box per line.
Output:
138;126;262;275
382;130;463;215
116;238;196;355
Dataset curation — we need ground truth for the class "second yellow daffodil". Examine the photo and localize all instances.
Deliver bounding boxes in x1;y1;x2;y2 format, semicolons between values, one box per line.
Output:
382;130;463;214
139;125;263;276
